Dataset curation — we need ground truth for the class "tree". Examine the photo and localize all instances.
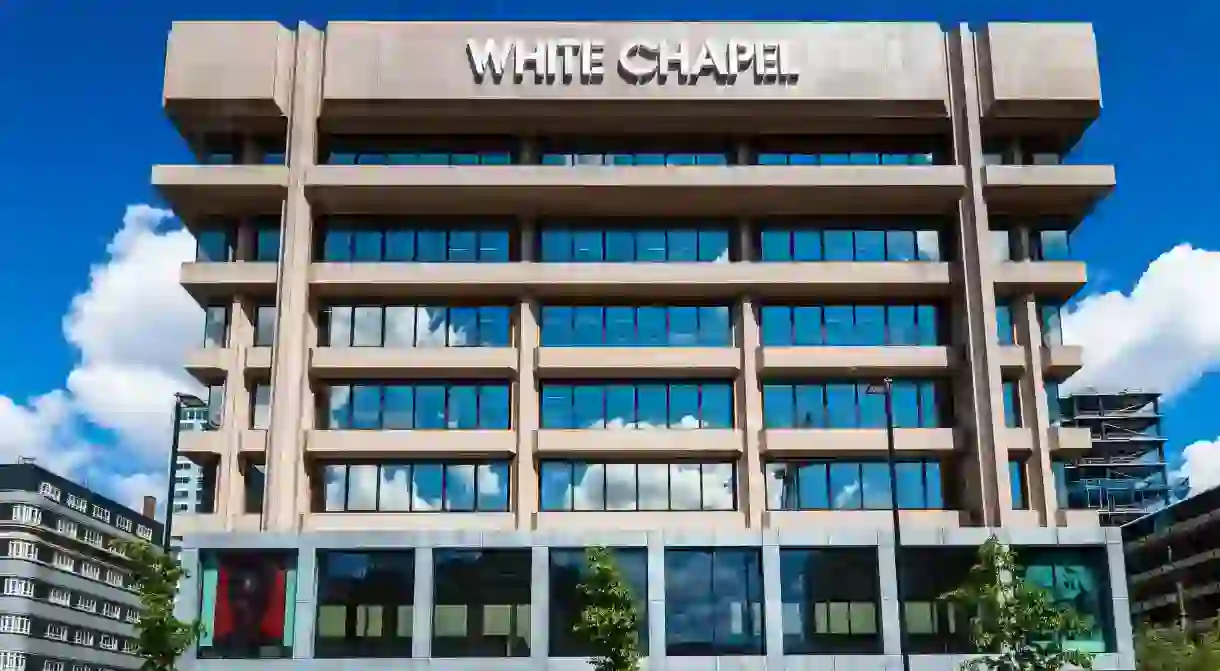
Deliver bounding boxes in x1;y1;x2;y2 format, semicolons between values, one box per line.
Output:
941;537;1097;671
1135;623;1220;671
574;546;642;671
114;539;202;671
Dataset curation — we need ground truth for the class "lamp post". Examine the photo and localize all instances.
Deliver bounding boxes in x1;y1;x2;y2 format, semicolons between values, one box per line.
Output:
865;377;909;671
163;392;209;551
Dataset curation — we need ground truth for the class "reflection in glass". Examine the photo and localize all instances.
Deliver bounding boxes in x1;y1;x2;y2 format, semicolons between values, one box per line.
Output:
664;548;764;656
432;550;531;658
539;223;731;263
1032;230;1071;261
899;548;976;654
254;305;276;347
764;461;943;511
320;462;509;513
758;223;942;262
255;226;281;262
541;382;733;430
539;461;736;512
315;551;414;658
541;305;732;347
780;548;881;654
1003;382;1021;428
995;303;1014;345
1009;460;1028;510
761;303;940;346
197;552;296;659
203;306;228;348
250;384;271;430
1021;548;1114;653
320;219;513;262
1040;303;1065;346
323;383;511;430
549;548;648;656
320;305;511;348
763;381;943;429
196;228;234;263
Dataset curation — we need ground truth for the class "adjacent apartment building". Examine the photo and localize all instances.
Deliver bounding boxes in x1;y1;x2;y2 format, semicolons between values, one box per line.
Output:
158;20;1134;670
0;463;162;671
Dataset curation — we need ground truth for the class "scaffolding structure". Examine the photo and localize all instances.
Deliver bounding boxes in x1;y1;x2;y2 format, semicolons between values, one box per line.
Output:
1057;389;1172;526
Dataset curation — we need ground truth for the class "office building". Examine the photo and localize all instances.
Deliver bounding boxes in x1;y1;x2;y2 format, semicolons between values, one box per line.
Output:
0;462;162;671
1053;390;1171;526
1124;485;1220;631
157;20;1134;669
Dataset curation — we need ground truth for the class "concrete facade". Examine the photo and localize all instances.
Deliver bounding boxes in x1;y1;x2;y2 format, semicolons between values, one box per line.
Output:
156;19;1129;670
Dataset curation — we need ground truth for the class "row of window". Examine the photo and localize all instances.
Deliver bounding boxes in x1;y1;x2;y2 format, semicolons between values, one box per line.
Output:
195;220;280;263
990;227;1072;263
1;577;138;623
34;482;154;541
996;302;1066;346
3;503;133;566
3;541;129;591
0;653;122;671
0;612;136;655
319;305;512;348
202;305;276;349
197;545;1112;660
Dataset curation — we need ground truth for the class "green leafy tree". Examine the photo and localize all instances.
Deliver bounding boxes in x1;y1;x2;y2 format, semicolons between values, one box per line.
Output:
114;539;202;671
941;537;1096;671
1136;623;1220;671
574;546;642;671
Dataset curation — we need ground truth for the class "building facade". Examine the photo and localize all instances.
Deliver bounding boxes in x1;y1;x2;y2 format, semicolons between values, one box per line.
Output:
0;463;162;671
1054;391;1171;526
1123;485;1220;632
159;20;1134;670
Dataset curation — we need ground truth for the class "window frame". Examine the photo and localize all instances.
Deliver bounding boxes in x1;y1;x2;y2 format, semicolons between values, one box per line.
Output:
539;380;735;430
322;382;512;431
764;459;945;511
538;460;739;512
319;461;512;514
314;550;416;659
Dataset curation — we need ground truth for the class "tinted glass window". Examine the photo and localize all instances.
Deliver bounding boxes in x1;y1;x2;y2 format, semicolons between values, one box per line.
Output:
324;383;511;430
780;548;881;654
315;551;415;658
548;548;648;656
539;461;736;512
319;462;510;513
432;550;531;657
541;382;734;430
664;548;764;656
763;381;944;429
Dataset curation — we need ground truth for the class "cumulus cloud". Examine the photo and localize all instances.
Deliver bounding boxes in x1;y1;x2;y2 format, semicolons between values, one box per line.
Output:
1179;438;1220;497
0;205;201;513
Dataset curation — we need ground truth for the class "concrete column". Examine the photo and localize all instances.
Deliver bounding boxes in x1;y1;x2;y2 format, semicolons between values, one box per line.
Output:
1016;296;1058;525
761;544;783;665
412;547;434;658
264;24;322;532
646;533;668;667
1106;535;1136;668
530;546;550;662
216;297;254;523
946;27;1007;528
292;548;317;659
516;298;540;529
877;542;903;655
175;548;201;666
739;297;765;529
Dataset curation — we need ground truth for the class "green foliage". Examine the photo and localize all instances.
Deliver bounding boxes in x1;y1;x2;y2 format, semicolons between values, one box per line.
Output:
114;539;202;671
940;537;1096;671
1135;623;1220;671
574;546;642;671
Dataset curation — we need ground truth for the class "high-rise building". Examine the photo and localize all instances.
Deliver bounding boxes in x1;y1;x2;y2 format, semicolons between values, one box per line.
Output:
1054;390;1172;526
0;462;162;671
158;20;1134;669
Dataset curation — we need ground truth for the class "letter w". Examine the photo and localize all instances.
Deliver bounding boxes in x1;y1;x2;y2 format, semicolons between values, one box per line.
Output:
467;39;514;83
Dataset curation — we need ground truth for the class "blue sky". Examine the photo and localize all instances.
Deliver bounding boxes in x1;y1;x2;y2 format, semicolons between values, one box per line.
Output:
0;0;1218;506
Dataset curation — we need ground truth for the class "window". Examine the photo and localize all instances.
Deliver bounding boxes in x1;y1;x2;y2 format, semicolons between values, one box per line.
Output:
541;381;733;430
1020;548;1115;653
244;463;266;514
125;609;138;624
102;604;122;620
105;570;124;587
197;552;296;659
1031;229;1071;261
539;221;731;263
46;623;69;641
195;226;234;262
115;517;132;533
254;223;281;262
753;137;941;166
540;461;736;512
763;380;944;429
323;138;515;166
320;218;513;262
82;529;103;547
995;303;1015;345
541;148;729;166
1003;381;1022;428
206;383;225;428
251;384;272;430
90;504;110;523
779;548;881;654
0;653;23;671
42;662;63;671
11;505;40;525
765;460;944;510
76;596;97;613
3;579;33;598
203;306;229;348
761;303;941;347
7;540;37;560
55;519;78;540
758;221;942;262
323;383;511;431
900;547;978;653
1010;460;1029;510
80;563;100;581
123;640;138;654
39;482;61;502
665;548;764;655
315;551;415;658
549;548;648;656
432;549;531;658
100;635;118;651
66;495;87;513
73;630;94;646
136;525;153;541
49;589;71;606
253;305;277;347
321;461;510;513
70;665;84;671
53;553;75;572
1039;302;1065;346
320;305;511;348
540;305;732;347
1045;382;1062;425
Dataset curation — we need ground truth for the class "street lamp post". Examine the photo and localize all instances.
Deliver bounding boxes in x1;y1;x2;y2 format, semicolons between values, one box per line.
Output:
866;377;910;671
163;393;208;551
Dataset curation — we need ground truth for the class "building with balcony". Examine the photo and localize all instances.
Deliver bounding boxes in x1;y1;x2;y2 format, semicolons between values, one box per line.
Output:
158;20;1134;670
0;462;162;671
1053;390;1172;526
1123;485;1220;631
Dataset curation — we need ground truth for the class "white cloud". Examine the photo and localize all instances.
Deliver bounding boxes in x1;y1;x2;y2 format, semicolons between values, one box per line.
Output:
1061;244;1220;398
327;463;507;512
1179;438;1220;497
569;461;735;511
0;205;201;513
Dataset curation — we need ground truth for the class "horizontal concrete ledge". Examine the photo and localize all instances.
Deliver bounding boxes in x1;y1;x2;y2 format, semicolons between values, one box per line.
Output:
983;164;1115;218
761;428;956;457
306;429;518;458
758;345;954;376
152;164;289;218
534;429;744;458
310;346;518;377
308;261;954;300
180;261;278;303
992;260;1086;300
536;347;740;378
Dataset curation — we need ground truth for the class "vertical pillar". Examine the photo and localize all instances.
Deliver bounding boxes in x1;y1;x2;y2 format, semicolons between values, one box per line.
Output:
761;544;783;666
947;26;1007;528
412;547;434;658
218;298;254;523
737;219;765;528
646;534;667;668
877;541;903;656
175;548;201;667
264;24;322;532
530;546;550;663
516;298;540;529
292;548;317;659
1016;296;1058;525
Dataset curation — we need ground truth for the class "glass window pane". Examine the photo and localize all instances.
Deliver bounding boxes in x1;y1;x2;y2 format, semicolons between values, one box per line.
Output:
541;229;570;261
823;230;854;261
255;306;276;347
761;306;792;346
540;462;573;511
916;230;941;261
826;384;858;428
351;385;382;430
447;386;478;429
444;464;476;511
605;385;636;428
347;465;378;511
830;463;862;510
383;385;415;430
541;385;573;429
763;385;794;429
798;463;830;509
606;307;636;346
669;384;700;428
575;463;607;511
573;307;604;346
701;463;734;510
414;386;446;429
384;230;415;261
861;463;892;509
412;464;443;511
793;307;823;346
668;307;699;346
323;230;351;262
604;230;635;262
323;465;347;511
352;307;383;347
354;231;383;262
916;305;938;346
701;384;733;429
698;230;730;262
416;230;446;262
760;230;792;261
792;229;822;262
327;385;351;429
855;231;886;262
573;386;606;429
637;307;667;346
794;385;826;429
668;230;698;262
478;230;511;262
477;462;510;511
541;307;572;347
637;385;667;428
256;228;281;262
636;231;667;262
479;386;510;430
886;230;916;261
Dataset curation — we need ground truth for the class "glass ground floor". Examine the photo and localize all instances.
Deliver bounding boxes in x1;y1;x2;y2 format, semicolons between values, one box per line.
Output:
174;527;1135;671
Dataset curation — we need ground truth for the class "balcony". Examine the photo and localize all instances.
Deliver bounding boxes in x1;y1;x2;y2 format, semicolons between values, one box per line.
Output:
152;165;288;219
758;345;954;376
760;428;956;457
305;164;966;217
309;346;517;378
536;347;740;378
534;429;743;458
180;261;278;304
309;260;953;301
304;429;517;459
